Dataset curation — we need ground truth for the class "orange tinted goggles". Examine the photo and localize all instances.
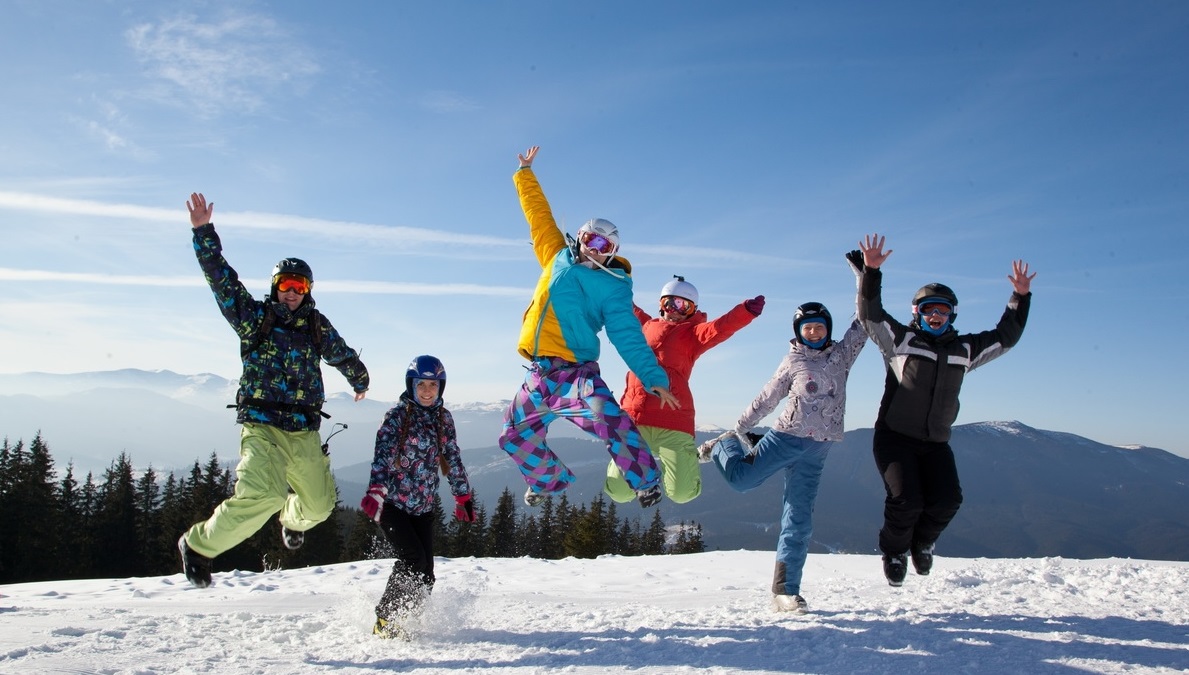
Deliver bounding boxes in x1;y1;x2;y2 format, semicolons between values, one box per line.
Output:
275;274;311;294
661;296;696;317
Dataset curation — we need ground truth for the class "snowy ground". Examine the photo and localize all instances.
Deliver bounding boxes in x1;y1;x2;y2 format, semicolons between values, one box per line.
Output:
2;550;1187;674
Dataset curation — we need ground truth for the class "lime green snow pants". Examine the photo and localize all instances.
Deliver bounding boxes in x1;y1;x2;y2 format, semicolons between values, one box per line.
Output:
604;425;702;504
183;423;336;558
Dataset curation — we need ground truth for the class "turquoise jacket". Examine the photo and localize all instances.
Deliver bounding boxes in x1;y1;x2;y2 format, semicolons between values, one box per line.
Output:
514;168;669;391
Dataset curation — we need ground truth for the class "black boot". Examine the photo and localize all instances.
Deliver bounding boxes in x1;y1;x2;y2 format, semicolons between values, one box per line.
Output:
882;552;908;587
178;536;213;588
911;543;935;575
636;485;663;508
281;525;304;550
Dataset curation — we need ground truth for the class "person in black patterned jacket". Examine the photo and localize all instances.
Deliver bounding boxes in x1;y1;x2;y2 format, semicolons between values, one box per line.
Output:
361;355;473;639
178;192;369;589
849;233;1034;587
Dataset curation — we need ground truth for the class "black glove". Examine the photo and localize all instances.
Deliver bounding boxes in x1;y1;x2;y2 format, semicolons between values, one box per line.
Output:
845;249;865;272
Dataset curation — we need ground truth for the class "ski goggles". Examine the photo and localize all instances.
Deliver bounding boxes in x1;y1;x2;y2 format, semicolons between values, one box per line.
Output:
915;301;953;318
661;296;696;317
275;274;311;294
579;230;616;255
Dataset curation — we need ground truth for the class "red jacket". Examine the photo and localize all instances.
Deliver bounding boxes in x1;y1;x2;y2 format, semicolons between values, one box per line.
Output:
620;302;758;435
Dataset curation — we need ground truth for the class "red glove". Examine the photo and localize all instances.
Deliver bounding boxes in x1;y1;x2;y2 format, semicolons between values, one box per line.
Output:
744;295;765;316
454;493;475;523
360;485;386;522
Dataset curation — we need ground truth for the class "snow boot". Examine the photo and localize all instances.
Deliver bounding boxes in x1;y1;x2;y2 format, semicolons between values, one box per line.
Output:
178;535;212;588
524;487;547;508
636;484;663;508
882;552;908;587
772;594;809;614
373;616;410;641
911;543;935;576
281;525;304;550
697;431;732;464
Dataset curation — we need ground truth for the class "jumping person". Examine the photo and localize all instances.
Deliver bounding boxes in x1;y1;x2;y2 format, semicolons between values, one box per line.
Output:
606;276;764;504
178;192;369;589
849;233;1034;586
498;145;679;509
699;301;866;612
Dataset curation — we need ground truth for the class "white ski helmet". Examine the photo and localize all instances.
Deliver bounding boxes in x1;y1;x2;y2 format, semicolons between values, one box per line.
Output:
576;218;620;255
660;275;699;305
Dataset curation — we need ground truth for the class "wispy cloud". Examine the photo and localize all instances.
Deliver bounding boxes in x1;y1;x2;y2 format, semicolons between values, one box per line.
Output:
0;191;786;265
0;191;521;249
125;11;320;116
0;268;530;297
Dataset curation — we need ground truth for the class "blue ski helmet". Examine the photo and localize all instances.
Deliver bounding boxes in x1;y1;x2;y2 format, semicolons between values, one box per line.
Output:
793;302;832;349
405;355;446;400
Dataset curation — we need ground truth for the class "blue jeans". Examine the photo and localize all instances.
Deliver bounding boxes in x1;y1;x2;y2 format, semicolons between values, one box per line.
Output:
712;430;832;596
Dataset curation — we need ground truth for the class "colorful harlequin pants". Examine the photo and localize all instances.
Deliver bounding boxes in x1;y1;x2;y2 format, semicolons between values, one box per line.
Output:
499;357;660;496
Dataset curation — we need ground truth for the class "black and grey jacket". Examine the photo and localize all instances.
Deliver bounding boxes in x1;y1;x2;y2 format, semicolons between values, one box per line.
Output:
855;265;1030;443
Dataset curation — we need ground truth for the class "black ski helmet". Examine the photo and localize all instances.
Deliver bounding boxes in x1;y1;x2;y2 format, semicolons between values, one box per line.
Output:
405;355;446;400
912;283;958;327
793;302;832;347
272;258;313;285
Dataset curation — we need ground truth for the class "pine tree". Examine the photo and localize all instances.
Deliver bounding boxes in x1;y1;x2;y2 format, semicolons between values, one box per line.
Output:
5;435;62;581
157;471;188;573
134;466;168;575
486;488;519;557
56;462;92;579
604;501;625;555
671;521;705;554
641;509;668;555
448;500;487;558
543;494;572;560
564;495;609;559
524;496;556;559
93;453;141;578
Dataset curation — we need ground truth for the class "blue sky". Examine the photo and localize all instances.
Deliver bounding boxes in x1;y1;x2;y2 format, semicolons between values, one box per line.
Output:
1;1;1186;457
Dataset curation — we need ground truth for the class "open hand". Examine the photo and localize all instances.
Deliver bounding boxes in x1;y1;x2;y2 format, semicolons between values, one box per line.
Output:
518;146;539;168
859;233;892;269
1008;259;1036;295
187;193;213;229
650;386;681;410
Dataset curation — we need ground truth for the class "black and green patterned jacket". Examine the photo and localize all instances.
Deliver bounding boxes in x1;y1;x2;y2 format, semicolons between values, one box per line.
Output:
193;223;369;432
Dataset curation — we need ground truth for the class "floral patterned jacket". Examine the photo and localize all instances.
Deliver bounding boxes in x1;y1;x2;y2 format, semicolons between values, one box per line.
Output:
368;393;471;516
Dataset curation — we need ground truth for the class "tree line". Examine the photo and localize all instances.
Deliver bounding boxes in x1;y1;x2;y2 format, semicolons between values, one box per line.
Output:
0;433;704;584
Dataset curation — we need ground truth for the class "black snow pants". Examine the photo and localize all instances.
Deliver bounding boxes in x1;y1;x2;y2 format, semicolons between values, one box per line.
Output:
872;427;963;556
375;506;436;621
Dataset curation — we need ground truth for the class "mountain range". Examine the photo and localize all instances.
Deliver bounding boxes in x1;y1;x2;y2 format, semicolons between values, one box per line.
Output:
3;369;1187;560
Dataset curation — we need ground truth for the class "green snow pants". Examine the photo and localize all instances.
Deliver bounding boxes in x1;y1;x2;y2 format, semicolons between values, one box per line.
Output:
183;422;336;558
604;425;702;504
